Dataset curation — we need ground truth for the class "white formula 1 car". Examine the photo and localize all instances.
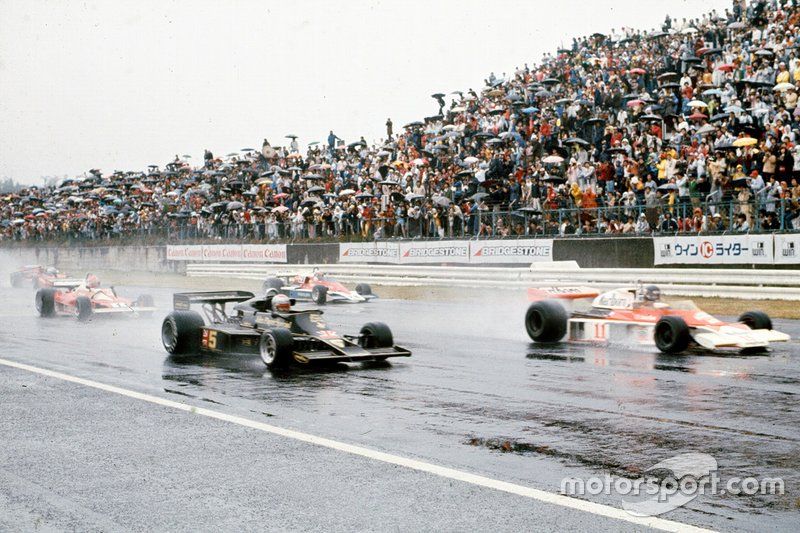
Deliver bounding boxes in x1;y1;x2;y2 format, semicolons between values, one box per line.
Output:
262;270;376;305
525;285;790;354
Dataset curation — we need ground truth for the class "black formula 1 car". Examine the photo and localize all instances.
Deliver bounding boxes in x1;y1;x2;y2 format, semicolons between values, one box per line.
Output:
160;290;411;369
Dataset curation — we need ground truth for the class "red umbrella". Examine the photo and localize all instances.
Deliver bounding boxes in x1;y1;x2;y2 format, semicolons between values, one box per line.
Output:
629;68;646;75
626;99;645;107
273;192;289;199
716;63;735;72
688;112;707;121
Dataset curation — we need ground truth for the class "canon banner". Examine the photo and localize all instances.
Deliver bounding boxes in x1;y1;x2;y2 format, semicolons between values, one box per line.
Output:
397;241;470;264
469;239;553;264
654;235;774;265
338;242;400;264
773;234;800;264
166;244;287;263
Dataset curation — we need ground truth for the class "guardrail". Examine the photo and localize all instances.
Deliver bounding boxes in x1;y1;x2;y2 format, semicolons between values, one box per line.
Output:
186;262;800;300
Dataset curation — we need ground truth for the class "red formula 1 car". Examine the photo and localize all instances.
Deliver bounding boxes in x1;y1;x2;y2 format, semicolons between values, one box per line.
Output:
262;270;375;305
34;275;156;321
525;285;790;354
10;265;66;288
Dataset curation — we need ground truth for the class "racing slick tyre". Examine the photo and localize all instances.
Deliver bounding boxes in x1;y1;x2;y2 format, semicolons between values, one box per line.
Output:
35;288;57;317
161;310;205;355
312;285;328;305
359;322;394;348
355;283;372;296
525;300;568;342
10;272;23;288
75;296;93;322
738;310;772;331
259;328;294;369
263;278;284;294
654;316;691;354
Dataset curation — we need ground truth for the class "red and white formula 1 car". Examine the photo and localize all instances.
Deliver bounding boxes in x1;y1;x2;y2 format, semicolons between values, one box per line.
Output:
262;270;376;305
10;265;66;288
524;285;790;354
34;274;156;321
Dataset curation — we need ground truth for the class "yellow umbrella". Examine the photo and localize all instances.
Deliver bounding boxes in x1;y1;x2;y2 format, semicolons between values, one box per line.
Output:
733;137;758;147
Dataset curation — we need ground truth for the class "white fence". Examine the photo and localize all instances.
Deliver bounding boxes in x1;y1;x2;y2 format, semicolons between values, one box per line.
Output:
185;262;800;300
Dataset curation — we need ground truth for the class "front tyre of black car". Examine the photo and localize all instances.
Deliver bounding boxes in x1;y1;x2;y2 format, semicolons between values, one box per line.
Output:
259;328;294;369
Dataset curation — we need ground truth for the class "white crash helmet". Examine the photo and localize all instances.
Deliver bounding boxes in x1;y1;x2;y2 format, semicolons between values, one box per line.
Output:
271;294;291;312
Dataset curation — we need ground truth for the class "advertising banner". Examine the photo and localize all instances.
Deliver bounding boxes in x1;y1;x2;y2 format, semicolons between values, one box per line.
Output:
167;244;287;262
397;240;470;264
166;245;204;261
241;244;288;263
469;239;554;264
338;242;400;264
653;235;773;265
773;234;800;264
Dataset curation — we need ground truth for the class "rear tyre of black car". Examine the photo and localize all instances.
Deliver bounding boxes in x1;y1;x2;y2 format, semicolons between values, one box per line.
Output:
162;310;205;355
359;322;394;348
35;288;56;317
259;328;294;369
75;296;93;322
525;300;568;342
654;316;691;354
263;278;284;294
738;310;772;331
355;283;372;296
312;285;328;305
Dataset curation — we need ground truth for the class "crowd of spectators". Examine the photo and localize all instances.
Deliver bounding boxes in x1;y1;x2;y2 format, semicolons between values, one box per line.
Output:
3;0;800;244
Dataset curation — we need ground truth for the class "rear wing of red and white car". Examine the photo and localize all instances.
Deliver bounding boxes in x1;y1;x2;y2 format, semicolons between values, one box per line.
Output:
527;286;600;302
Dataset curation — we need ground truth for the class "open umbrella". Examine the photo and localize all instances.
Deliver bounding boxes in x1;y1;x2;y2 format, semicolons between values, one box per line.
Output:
774;82;795;92
564;137;589;146
338;189;356;197
659;82;680;90
629;68;646;75
226;201;244;211
306;186;325;194
658;183;677;191
542;155;564;164
405;193;424;202
688;100;708;108
431;196;451;207
716;63;736;72
732;137;758;147
469;192;489;201
639;114;663;122
687;112;707;121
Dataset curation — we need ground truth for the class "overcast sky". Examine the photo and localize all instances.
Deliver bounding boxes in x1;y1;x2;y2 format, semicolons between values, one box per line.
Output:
0;0;729;184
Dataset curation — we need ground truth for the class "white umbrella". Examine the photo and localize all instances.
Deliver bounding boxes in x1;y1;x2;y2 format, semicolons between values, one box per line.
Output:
688;100;708;108
464;156;479;164
338;189;356;196
773;82;795;92
542;155;565;164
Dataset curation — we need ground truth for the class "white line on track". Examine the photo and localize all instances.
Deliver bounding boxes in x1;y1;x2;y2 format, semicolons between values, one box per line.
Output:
0;357;714;533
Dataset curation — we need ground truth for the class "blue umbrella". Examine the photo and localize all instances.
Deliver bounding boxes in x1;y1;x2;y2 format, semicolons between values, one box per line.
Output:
521;106;539;114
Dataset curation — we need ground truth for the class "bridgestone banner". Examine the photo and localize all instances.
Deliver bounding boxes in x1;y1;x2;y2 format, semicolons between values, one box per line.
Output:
398;241;470;264
167;244;287;262
338;240;553;264
469;239;553;264
338;242;400;264
653;235;774;265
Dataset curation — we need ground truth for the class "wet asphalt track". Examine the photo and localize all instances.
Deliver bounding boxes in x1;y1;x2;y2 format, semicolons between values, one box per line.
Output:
1;281;799;532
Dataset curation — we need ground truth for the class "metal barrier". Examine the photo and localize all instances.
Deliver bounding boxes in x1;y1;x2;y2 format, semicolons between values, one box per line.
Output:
185;263;800;300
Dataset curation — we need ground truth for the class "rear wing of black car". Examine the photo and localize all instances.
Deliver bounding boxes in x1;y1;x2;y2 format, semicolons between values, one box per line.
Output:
173;291;255;310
